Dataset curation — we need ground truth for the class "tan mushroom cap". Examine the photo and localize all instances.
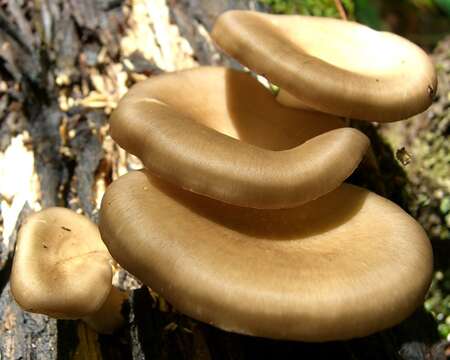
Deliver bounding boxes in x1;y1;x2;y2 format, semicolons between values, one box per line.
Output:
99;170;433;341
110;67;369;209
211;11;437;122
11;207;113;319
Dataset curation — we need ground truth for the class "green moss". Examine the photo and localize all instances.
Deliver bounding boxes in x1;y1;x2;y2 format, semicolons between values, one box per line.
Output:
260;0;355;18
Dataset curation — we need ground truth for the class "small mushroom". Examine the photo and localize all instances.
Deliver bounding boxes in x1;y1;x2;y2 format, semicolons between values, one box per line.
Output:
11;207;127;334
99;170;433;341
211;11;437;122
110;67;369;209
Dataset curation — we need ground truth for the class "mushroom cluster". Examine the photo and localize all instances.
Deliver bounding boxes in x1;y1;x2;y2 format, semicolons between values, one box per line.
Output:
11;11;437;341
99;11;436;340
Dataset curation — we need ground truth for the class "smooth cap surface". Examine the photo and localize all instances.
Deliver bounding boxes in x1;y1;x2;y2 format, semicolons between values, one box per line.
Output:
110;67;369;209
212;11;437;122
11;207;113;319
99;170;433;341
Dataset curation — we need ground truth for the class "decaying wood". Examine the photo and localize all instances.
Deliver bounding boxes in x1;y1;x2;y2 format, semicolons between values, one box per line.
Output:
168;0;266;66
0;1;448;359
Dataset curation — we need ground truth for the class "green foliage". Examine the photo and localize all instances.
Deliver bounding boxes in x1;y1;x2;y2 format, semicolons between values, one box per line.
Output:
354;0;382;29
261;0;449;28
260;0;355;18
435;0;450;14
409;0;450;15
425;270;450;339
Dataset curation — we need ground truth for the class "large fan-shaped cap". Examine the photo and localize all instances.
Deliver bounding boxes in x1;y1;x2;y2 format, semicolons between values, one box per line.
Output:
211;11;437;122
99;170;433;341
110;67;368;209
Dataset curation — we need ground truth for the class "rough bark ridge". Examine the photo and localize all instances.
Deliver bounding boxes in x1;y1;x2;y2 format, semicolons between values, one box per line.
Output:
0;1;448;359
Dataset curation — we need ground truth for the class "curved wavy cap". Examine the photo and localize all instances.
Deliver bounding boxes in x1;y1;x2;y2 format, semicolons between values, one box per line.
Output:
110;67;369;209
212;11;437;122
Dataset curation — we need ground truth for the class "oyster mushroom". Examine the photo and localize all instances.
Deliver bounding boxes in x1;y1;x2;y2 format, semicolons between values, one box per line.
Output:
110;67;369;209
11;207;127;334
99;170;433;341
211;11;437;122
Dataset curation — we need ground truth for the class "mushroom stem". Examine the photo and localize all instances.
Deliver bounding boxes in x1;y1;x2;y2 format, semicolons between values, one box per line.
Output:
82;286;128;335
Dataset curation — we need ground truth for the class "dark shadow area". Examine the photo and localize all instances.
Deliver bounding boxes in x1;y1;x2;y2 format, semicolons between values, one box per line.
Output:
98;334;133;359
126;287;196;360
56;320;79;360
0;256;13;295
98;299;134;360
